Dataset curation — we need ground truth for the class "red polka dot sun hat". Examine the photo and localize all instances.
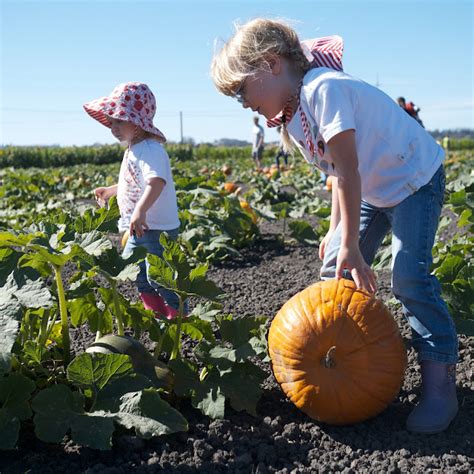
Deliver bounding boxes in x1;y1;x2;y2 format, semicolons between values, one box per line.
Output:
83;82;166;143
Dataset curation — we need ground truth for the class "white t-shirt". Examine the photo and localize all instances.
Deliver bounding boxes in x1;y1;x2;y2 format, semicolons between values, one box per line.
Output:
286;68;444;207
117;138;180;231
252;124;264;150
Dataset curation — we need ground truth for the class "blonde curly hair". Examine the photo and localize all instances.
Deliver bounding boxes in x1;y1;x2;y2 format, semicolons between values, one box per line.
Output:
211;19;311;153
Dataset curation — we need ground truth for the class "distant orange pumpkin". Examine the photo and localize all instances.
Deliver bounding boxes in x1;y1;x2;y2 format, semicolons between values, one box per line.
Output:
239;199;258;224
224;182;238;193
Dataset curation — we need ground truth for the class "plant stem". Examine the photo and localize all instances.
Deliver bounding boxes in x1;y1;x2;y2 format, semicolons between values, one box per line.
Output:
154;331;166;360
170;296;184;361
110;280;125;336
53;265;70;367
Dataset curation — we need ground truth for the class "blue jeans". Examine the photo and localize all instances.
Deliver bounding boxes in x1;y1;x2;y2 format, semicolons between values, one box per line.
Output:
123;228;180;310
321;166;458;364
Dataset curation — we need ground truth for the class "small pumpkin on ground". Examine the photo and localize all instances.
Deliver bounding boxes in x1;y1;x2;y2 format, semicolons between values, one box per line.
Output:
223;182;238;193
268;278;407;425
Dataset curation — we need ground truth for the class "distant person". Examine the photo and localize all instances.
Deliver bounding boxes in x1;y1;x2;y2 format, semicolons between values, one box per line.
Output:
212;18;458;435
275;126;289;169
84;82;181;320
442;136;450;159
252;116;264;168
397;96;424;128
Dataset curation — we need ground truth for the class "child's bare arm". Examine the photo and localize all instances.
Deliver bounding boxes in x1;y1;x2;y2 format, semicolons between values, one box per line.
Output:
130;177;165;238
327;130;377;293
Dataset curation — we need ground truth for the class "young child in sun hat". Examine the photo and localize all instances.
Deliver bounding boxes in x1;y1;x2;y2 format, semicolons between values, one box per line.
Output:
210;18;458;434
84;82;180;320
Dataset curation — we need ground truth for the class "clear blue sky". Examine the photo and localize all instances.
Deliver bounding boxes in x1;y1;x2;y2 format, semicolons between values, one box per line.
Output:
1;0;473;146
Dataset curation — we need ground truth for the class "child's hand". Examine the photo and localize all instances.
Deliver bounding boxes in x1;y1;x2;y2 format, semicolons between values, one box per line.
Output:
319;230;334;261
129;207;148;238
94;186;113;207
336;244;377;294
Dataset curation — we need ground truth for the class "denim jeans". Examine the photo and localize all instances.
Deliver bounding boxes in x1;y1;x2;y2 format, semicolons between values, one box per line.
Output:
321;166;458;364
122;228;180;310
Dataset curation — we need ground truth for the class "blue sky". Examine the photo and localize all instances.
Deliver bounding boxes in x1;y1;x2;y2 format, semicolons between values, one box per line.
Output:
1;0;473;146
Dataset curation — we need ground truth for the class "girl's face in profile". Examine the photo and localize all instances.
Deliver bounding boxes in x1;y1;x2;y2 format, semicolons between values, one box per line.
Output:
235;56;293;120
108;117;137;144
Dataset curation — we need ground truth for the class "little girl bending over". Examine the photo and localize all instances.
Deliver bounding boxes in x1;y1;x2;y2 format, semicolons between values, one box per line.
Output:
211;18;458;434
84;82;180;319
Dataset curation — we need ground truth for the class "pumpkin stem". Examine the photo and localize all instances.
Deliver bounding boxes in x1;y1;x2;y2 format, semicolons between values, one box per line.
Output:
323;346;337;368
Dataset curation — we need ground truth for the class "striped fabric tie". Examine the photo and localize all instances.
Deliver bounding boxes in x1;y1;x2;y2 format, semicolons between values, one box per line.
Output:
267;35;344;128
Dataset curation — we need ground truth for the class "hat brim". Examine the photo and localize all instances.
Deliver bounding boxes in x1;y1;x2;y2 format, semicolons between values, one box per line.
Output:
83;98;167;143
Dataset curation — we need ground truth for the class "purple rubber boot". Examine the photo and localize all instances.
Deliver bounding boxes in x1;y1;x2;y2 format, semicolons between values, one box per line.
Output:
406;360;458;434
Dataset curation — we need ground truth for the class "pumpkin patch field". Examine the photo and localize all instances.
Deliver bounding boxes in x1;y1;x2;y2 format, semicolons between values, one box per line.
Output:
0;145;472;473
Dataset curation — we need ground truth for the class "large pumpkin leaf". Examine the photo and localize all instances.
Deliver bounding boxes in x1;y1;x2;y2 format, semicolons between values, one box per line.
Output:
289;220;319;245
93;374;153;412
73;196;120;234
67;353;134;394
219;361;266;415
0;373;36;449
0;293;23;375
114;389;188;438
32;384;114;450
192;381;226;420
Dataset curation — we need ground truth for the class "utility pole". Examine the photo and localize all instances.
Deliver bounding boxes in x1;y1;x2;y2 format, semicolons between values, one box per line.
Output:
179;111;183;144
375;73;381;88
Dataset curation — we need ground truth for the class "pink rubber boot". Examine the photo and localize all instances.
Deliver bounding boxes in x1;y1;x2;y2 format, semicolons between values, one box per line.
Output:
139;293;178;320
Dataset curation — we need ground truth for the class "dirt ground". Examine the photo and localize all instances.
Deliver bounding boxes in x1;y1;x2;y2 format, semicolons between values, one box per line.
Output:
1;220;473;473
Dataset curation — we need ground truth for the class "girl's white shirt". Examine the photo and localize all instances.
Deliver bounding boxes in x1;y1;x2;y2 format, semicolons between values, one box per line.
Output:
286;67;444;208
117;138;180;231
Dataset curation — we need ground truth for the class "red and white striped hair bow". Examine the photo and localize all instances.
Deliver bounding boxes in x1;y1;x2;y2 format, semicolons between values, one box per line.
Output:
267;35;344;128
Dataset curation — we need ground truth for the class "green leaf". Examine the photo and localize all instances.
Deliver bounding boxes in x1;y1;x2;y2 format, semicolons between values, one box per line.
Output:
219;316;267;348
0;373;36;449
93;374;153;412
115;389;188;438
68;294;101;327
181;318;216;344
0;294;22;374
2;270;52;308
74;196;120;234
448;189;466;207
189;302;223;322
0;248;20;287
219;361;266;415
74;231;113;257
67;353;134;393
289;220;319;245
168;359;200;398
193;382;225;419
147;254;177;292
32;384;114;450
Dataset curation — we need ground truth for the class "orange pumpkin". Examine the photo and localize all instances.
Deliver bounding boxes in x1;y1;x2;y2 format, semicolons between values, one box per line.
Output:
268;279;407;425
239;199;258;224
224;182;238;193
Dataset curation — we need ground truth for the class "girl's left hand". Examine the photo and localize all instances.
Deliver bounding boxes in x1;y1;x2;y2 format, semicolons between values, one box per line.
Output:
336;244;377;294
129;207;149;238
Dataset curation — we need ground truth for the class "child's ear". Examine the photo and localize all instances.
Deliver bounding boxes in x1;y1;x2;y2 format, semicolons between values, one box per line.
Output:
267;54;282;75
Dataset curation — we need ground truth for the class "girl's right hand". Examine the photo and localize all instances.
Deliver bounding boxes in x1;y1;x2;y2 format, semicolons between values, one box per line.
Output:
318;229;334;261
94;187;111;207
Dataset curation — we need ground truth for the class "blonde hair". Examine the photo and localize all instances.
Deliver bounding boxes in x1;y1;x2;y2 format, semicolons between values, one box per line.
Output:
211;18;311;153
